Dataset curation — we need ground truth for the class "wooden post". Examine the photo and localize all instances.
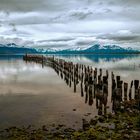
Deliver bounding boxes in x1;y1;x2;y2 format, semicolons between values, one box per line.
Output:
74;78;76;93
138;87;140;109
99;68;102;77
128;81;133;100
116;76;120;88
88;85;93;106
129;88;132;100
81;82;84;97
106;70;109;79
124;82;128;101
134;80;139;99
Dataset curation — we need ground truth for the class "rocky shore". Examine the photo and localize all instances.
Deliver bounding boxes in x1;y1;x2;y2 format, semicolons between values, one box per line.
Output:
0;101;139;140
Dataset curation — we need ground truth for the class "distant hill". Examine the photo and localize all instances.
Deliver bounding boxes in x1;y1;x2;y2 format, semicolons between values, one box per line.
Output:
0;43;38;54
0;43;139;54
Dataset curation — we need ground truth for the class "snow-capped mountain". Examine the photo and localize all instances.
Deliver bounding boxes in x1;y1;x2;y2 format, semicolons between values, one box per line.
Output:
51;44;139;54
0;43;139;54
82;44;128;53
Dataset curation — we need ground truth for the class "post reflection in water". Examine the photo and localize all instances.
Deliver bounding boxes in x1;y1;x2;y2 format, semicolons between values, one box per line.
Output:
23;54;140;117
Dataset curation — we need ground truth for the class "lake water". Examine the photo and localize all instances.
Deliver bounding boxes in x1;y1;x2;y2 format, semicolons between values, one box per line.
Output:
0;54;140;129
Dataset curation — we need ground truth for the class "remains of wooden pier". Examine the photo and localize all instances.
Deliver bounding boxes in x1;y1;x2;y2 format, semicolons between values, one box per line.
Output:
23;54;140;114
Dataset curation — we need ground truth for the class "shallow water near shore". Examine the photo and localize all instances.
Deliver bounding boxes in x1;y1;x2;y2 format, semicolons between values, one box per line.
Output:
0;54;140;130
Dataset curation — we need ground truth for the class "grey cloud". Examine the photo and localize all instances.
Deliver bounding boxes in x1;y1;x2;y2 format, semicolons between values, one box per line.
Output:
38;38;75;43
0;0;62;12
1;28;31;36
0;0;44;12
35;36;75;48
1;0;140;26
35;35;98;49
0;36;33;45
0;0;140;13
1;9;94;26
45;44;67;48
50;8;94;23
34;42;69;49
0;0;86;12
75;39;95;46
69;9;93;20
103;0;140;6
109;36;140;42
98;33;140;43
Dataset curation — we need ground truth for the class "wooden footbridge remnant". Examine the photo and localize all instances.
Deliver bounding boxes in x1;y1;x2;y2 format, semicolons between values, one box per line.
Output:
23;54;140;114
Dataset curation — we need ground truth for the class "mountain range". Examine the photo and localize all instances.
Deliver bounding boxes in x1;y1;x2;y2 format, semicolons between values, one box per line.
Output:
0;43;38;54
0;43;139;54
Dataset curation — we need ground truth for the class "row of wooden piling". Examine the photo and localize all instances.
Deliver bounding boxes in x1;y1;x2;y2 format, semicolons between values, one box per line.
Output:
23;54;46;67
23;54;140;114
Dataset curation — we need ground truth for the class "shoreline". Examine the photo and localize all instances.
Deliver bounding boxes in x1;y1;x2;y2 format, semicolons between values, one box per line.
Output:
0;103;139;140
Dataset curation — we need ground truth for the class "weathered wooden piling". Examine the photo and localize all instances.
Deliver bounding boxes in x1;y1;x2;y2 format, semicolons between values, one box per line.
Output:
23;54;140;113
94;68;97;83
138;87;140;109
81;82;84;97
116;76;121;88
99;68;102;77
116;76;120;81
134;80;139;89
134;80;139;99
88;85;93;106
111;72;114;80
85;91;88;104
131;80;133;88
124;82;128;100
103;76;108;85
129;88;132;100
74;78;76;93
98;75;102;85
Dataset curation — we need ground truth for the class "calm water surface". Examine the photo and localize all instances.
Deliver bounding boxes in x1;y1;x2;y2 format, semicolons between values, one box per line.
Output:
0;54;140;129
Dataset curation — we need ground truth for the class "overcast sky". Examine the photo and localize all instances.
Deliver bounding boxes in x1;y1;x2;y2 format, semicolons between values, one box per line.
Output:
0;0;140;50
